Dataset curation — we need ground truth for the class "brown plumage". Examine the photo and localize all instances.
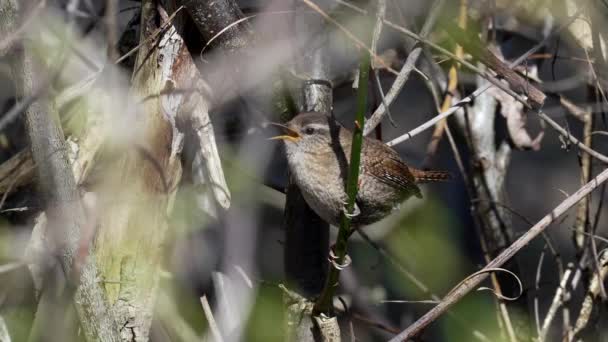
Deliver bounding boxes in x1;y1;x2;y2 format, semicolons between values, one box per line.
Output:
410;169;452;183
272;112;450;226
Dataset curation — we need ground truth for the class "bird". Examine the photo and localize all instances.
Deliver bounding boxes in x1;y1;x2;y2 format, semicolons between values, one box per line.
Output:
271;112;450;227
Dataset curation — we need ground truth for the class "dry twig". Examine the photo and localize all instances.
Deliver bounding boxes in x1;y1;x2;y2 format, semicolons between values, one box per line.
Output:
201;295;224;342
389;166;608;341
363;0;446;135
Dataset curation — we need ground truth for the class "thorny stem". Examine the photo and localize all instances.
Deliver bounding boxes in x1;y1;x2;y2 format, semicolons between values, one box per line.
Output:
314;34;371;315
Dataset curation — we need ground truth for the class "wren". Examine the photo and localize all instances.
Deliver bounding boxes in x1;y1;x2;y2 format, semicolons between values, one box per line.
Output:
271;112;450;226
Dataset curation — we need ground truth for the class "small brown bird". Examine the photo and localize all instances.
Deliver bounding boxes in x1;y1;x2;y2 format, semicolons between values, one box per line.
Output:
271;112;450;226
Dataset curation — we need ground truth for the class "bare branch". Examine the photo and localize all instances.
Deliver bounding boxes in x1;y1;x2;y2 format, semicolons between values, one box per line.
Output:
389;166;608;341
363;0;446;135
571;250;608;340
12;38;121;342
385;10;581;147
201;295;224;342
540;268;573;341
443;21;546;107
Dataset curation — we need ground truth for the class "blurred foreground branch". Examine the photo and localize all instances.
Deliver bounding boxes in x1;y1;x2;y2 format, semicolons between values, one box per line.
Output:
12;40;120;342
92;1;185;340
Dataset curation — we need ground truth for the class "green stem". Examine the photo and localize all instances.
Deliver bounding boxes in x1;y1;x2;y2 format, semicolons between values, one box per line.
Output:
314;44;371;315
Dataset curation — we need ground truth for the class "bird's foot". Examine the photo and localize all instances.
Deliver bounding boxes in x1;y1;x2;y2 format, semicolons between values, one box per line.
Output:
328;244;352;270
342;201;361;218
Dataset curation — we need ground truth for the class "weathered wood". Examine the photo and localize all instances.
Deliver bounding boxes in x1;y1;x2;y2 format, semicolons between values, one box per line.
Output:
92;1;185;340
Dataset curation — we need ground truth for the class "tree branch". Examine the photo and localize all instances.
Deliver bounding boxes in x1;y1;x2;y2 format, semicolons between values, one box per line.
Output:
12;41;121;342
389;166;608;341
363;0;445;135
571;250;608;340
92;1;187;340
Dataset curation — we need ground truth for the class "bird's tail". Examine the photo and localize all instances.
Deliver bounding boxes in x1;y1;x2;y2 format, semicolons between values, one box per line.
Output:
411;168;452;183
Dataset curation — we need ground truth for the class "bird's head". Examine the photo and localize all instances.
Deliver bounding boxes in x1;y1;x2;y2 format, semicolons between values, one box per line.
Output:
270;112;336;157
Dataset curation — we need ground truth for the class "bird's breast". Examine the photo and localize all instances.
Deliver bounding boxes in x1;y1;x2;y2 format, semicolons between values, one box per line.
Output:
288;151;346;225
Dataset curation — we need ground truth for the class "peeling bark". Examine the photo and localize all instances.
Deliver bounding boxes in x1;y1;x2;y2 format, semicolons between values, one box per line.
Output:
93;1;186;340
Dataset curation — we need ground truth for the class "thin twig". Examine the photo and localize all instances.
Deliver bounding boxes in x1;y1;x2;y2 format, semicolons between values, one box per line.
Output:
573;105;593;250
369;0;385;60
380;18;542;109
539;112;608;163
534;249;546;338
301;0;398;75
422;0;467;166
369;0;395;129
539;267;573;341
385;10;581;146
363;0;446;135
356;229;491;342
201;296;224;342
571;250;608;340
200;10;298;56
568;227;608;245
350;313;400;335
389;166;608;341
385;47;608;166
333;0;367;14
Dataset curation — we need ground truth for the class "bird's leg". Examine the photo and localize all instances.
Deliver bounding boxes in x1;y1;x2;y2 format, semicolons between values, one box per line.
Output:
328;243;352;270
342;201;361;219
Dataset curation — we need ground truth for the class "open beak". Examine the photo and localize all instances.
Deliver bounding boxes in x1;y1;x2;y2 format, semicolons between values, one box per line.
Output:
268;122;301;142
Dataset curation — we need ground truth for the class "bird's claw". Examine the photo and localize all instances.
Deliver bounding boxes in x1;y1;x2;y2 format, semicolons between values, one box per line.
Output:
328;244;352;270
342;202;361;218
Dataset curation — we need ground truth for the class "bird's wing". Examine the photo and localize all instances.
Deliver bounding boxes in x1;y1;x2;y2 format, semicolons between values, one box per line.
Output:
363;141;422;198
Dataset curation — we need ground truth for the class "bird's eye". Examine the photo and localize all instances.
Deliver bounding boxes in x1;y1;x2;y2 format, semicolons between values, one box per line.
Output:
304;127;315;135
